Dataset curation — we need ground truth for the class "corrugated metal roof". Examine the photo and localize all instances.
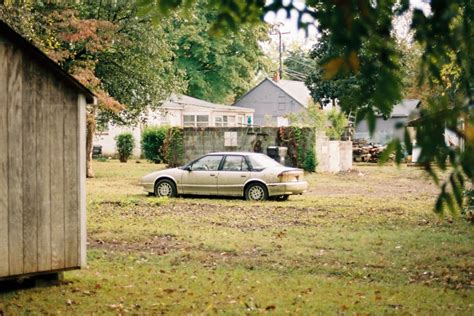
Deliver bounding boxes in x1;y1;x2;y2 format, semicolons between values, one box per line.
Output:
163;94;254;112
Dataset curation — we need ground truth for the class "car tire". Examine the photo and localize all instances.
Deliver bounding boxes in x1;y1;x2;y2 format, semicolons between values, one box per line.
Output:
245;182;268;201
154;179;177;198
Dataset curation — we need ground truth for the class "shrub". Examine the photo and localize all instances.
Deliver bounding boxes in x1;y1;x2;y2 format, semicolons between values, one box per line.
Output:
141;126;168;163
463;189;474;222
115;132;135;163
326;108;348;140
303;146;317;172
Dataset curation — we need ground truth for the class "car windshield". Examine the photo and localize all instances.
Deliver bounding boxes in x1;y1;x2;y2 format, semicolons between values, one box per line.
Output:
247;154;282;170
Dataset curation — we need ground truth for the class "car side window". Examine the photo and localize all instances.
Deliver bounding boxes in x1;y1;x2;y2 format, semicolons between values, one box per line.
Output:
222;156;250;172
191;155;223;171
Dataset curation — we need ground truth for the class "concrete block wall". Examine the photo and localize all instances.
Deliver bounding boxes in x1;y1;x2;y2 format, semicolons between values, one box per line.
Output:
315;133;330;172
182;127;352;172
328;141;341;172
339;141;353;171
182;127;279;162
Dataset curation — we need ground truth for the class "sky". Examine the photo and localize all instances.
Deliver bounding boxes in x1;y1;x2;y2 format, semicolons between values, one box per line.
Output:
263;0;431;51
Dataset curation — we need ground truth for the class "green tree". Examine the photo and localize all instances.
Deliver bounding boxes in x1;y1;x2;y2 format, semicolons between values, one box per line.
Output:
1;1;185;177
283;47;315;81
169;0;270;103
306;34;403;130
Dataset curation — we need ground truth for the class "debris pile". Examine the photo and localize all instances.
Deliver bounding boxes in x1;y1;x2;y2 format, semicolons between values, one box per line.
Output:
352;139;387;162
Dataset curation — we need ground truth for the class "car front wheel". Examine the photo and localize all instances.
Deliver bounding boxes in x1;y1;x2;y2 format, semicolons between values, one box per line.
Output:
245;183;268;201
154;179;177;197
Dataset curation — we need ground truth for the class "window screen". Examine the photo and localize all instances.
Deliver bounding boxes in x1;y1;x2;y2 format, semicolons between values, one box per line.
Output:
196;115;209;127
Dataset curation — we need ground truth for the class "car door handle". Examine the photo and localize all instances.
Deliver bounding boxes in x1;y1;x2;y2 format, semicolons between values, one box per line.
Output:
210;174;216;176
241;175;247;178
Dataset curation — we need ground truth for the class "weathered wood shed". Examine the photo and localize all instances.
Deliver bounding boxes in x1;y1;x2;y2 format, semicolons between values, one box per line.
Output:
0;20;94;280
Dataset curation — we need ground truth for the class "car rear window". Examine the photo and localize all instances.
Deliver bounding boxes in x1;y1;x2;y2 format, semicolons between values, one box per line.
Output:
247;154;282;170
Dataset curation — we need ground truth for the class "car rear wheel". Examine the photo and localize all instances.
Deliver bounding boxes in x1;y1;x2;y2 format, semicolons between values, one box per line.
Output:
154;179;177;197
245;183;268;201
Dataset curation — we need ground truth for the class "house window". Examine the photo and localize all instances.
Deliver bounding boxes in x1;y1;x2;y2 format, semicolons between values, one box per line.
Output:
183;114;209;127
228;116;236;127
237;115;244;126
183;115;195;127
215;115;236;127
196;115;209;127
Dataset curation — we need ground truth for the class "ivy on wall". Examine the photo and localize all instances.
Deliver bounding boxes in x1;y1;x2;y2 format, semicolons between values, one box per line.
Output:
162;127;185;167
277;127;317;172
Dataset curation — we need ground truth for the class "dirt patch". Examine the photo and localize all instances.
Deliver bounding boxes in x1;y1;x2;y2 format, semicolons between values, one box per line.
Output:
89;234;187;255
306;165;439;198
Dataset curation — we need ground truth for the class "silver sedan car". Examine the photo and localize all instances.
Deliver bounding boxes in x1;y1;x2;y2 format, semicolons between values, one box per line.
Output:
139;152;308;201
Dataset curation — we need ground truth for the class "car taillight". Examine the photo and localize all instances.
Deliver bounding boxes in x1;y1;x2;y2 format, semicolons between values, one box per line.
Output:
278;171;304;182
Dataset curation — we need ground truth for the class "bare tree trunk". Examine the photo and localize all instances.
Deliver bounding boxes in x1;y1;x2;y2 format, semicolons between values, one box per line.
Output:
86;108;96;178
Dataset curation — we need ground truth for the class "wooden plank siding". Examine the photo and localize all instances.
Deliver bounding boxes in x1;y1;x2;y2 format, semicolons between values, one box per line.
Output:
7;43;24;277
22;52;38;274
0;37;9;276
0;33;84;279
36;67;52;272
50;80;66;271
78;95;87;267
64;86;79;268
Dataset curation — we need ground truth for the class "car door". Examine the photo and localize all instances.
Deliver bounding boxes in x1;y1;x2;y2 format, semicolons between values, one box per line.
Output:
180;155;223;195
217;155;251;196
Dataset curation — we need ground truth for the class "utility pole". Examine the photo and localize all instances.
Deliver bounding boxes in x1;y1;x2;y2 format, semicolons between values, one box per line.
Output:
270;24;290;80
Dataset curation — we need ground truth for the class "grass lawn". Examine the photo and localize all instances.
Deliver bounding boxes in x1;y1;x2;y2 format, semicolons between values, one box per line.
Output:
1;160;473;314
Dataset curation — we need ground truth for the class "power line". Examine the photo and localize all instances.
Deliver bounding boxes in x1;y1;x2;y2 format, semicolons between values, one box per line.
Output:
283;69;307;81
284;68;308;78
285;56;318;71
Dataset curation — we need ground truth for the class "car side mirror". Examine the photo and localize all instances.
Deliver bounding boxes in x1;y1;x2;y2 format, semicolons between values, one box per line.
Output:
184;165;192;172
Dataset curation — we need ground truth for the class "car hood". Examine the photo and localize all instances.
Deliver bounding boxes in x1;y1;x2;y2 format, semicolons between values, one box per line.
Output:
140;168;182;183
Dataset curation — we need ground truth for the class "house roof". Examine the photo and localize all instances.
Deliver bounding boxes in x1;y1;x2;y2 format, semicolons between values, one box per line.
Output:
163;94;254;113
0;20;95;104
272;79;312;108
389;99;421;117
233;77;312;109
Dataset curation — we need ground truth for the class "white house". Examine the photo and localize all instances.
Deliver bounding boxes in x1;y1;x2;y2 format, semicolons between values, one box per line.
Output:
94;94;254;157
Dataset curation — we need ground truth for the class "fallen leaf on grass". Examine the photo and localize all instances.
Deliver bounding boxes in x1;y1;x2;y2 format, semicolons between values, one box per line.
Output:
108;304;124;310
163;288;176;294
265;305;276;310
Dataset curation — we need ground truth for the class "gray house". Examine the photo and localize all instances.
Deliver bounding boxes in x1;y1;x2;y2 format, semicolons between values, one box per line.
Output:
233;77;312;126
355;99;421;144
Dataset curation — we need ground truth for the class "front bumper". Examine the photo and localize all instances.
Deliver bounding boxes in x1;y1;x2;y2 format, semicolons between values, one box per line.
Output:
140;182;155;193
267;181;309;196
